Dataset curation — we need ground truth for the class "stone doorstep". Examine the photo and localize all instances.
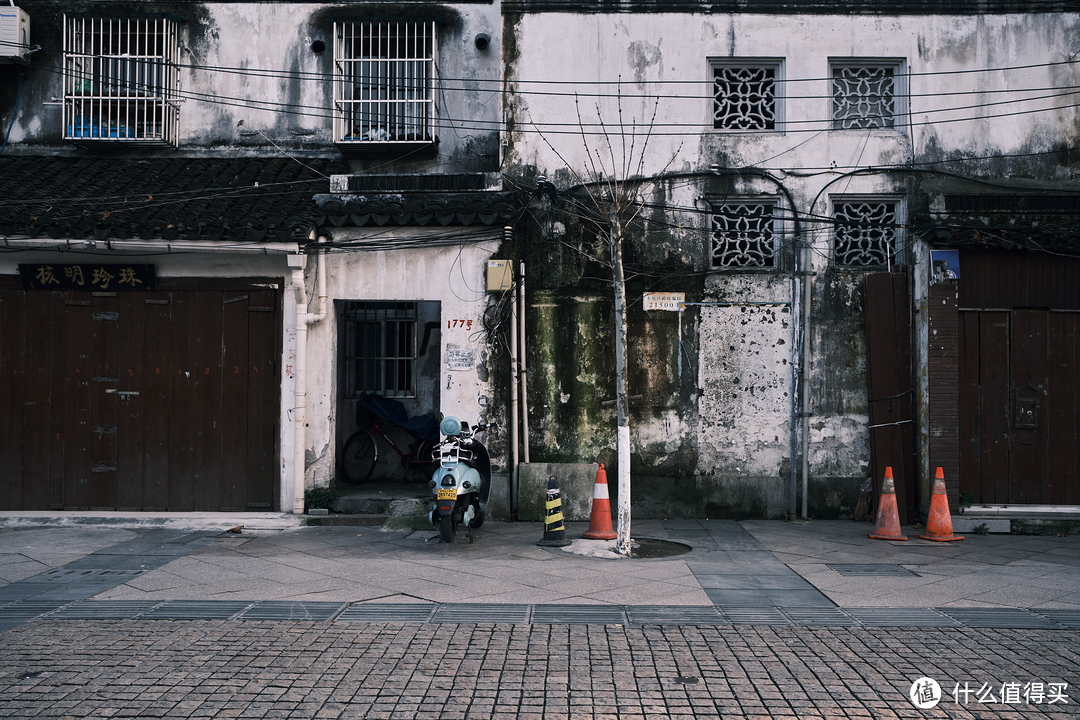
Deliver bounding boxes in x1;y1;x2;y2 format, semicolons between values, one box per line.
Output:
962;504;1080;517
953;506;1080;535
307;487;431;529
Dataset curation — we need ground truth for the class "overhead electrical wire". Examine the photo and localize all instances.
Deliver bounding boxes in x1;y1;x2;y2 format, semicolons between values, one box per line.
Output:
2;39;1079;251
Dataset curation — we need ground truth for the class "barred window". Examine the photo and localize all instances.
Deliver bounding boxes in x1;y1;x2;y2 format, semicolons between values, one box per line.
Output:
345;301;417;398
831;60;905;130
334;21;437;145
710;202;777;269
711;61;780;131
833;200;901;268
62;15;181;147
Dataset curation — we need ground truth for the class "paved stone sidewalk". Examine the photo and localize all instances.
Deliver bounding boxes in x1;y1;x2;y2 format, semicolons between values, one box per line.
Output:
0;619;1077;719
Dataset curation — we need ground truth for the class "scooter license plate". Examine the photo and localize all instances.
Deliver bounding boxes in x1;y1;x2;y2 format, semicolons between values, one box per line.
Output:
437;488;457;501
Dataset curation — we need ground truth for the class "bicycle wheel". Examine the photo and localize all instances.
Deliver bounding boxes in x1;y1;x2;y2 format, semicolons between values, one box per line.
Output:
409;439;437;481
342;431;378;484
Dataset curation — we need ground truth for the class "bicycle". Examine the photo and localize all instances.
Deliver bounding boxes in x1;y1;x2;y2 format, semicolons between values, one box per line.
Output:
341;393;441;484
341;418;436;484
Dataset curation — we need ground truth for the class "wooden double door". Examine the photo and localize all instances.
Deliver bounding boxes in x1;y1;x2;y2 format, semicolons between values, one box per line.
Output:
960;308;1080;506
0;283;281;511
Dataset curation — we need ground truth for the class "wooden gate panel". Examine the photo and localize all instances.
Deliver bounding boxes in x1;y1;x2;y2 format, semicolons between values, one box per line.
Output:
24;292;55;511
864;272;914;524
1009;309;1049;505
958;312;981;501
0;290;26;510
978;312;1010;504
47;291;66;509
168;291;197;511
1047;312;1078;506
220;293;251;512
246;290;279;509
90;294;118;509
63;292;93;509
194;291;224;511
143;292;172;511
116;293;146;511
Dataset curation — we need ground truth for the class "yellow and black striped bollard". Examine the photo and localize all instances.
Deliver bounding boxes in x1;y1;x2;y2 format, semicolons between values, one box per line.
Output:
537;475;571;547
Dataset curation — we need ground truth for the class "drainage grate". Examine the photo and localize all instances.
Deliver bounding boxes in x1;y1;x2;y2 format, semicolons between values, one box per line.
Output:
337;603;436;623
627;606;725;625
142;601;252;620
720;607;791;625
827;564;919;577
937;608;1061;629
531;605;626;625
781;607;858;626
237;602;347;622
1034;610;1080;630
844;607;959;627
49;601;160;619
0;601;71;620
431;604;530;624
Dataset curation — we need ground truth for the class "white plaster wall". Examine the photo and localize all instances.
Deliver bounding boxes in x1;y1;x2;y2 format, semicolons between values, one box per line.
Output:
301;234;502;490
508;12;1080;177
6;3;503;165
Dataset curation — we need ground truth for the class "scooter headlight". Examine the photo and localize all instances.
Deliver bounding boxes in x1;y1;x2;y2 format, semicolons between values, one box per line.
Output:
440;416;462;437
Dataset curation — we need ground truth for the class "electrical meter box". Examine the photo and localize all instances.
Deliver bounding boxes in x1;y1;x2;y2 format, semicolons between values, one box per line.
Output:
486;259;512;293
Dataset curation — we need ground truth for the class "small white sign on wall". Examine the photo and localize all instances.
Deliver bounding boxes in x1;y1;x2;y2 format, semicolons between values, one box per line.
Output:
446;344;475;371
643;291;685;311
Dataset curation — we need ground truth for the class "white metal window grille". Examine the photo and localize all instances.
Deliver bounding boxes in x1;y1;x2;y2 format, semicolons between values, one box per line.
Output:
63;15;180;146
334;21;437;144
712;66;776;130
710;202;777;268
834;201;898;267
833;66;896;129
345;301;417;398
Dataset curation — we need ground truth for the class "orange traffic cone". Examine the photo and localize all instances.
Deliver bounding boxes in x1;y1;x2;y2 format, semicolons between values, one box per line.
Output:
916;468;964;542
869;467;908;541
583;463;617;540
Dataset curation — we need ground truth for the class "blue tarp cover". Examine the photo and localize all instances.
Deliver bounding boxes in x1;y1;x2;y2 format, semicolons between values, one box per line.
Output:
360;393;440;442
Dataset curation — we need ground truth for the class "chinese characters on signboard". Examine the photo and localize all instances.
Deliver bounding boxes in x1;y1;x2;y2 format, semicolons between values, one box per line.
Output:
18;264;157;291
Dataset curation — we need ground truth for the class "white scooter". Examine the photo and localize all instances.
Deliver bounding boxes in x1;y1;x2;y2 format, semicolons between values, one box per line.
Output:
428;416;492;544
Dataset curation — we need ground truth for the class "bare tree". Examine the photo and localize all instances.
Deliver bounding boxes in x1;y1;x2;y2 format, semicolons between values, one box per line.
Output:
529;86;679;555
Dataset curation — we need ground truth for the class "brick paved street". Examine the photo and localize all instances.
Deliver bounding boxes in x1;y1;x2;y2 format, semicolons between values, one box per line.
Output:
0;619;1077;719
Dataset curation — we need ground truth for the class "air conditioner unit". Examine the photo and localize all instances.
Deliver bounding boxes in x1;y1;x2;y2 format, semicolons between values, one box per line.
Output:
0;7;30;62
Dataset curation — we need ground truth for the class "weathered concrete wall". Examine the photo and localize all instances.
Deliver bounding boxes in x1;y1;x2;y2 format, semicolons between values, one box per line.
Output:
3;0;502;174
505;10;1080;517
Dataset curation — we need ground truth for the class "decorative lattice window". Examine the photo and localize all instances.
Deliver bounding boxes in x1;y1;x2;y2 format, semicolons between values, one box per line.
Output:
345;301;417;398
710;202;777;269
711;61;780;130
833;199;901;268
831;60;904;130
334;21;437;145
62;15;181;147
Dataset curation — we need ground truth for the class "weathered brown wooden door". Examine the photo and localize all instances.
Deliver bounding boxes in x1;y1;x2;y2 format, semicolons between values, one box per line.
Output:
960;308;1080;505
0;284;280;511
864;271;915;524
